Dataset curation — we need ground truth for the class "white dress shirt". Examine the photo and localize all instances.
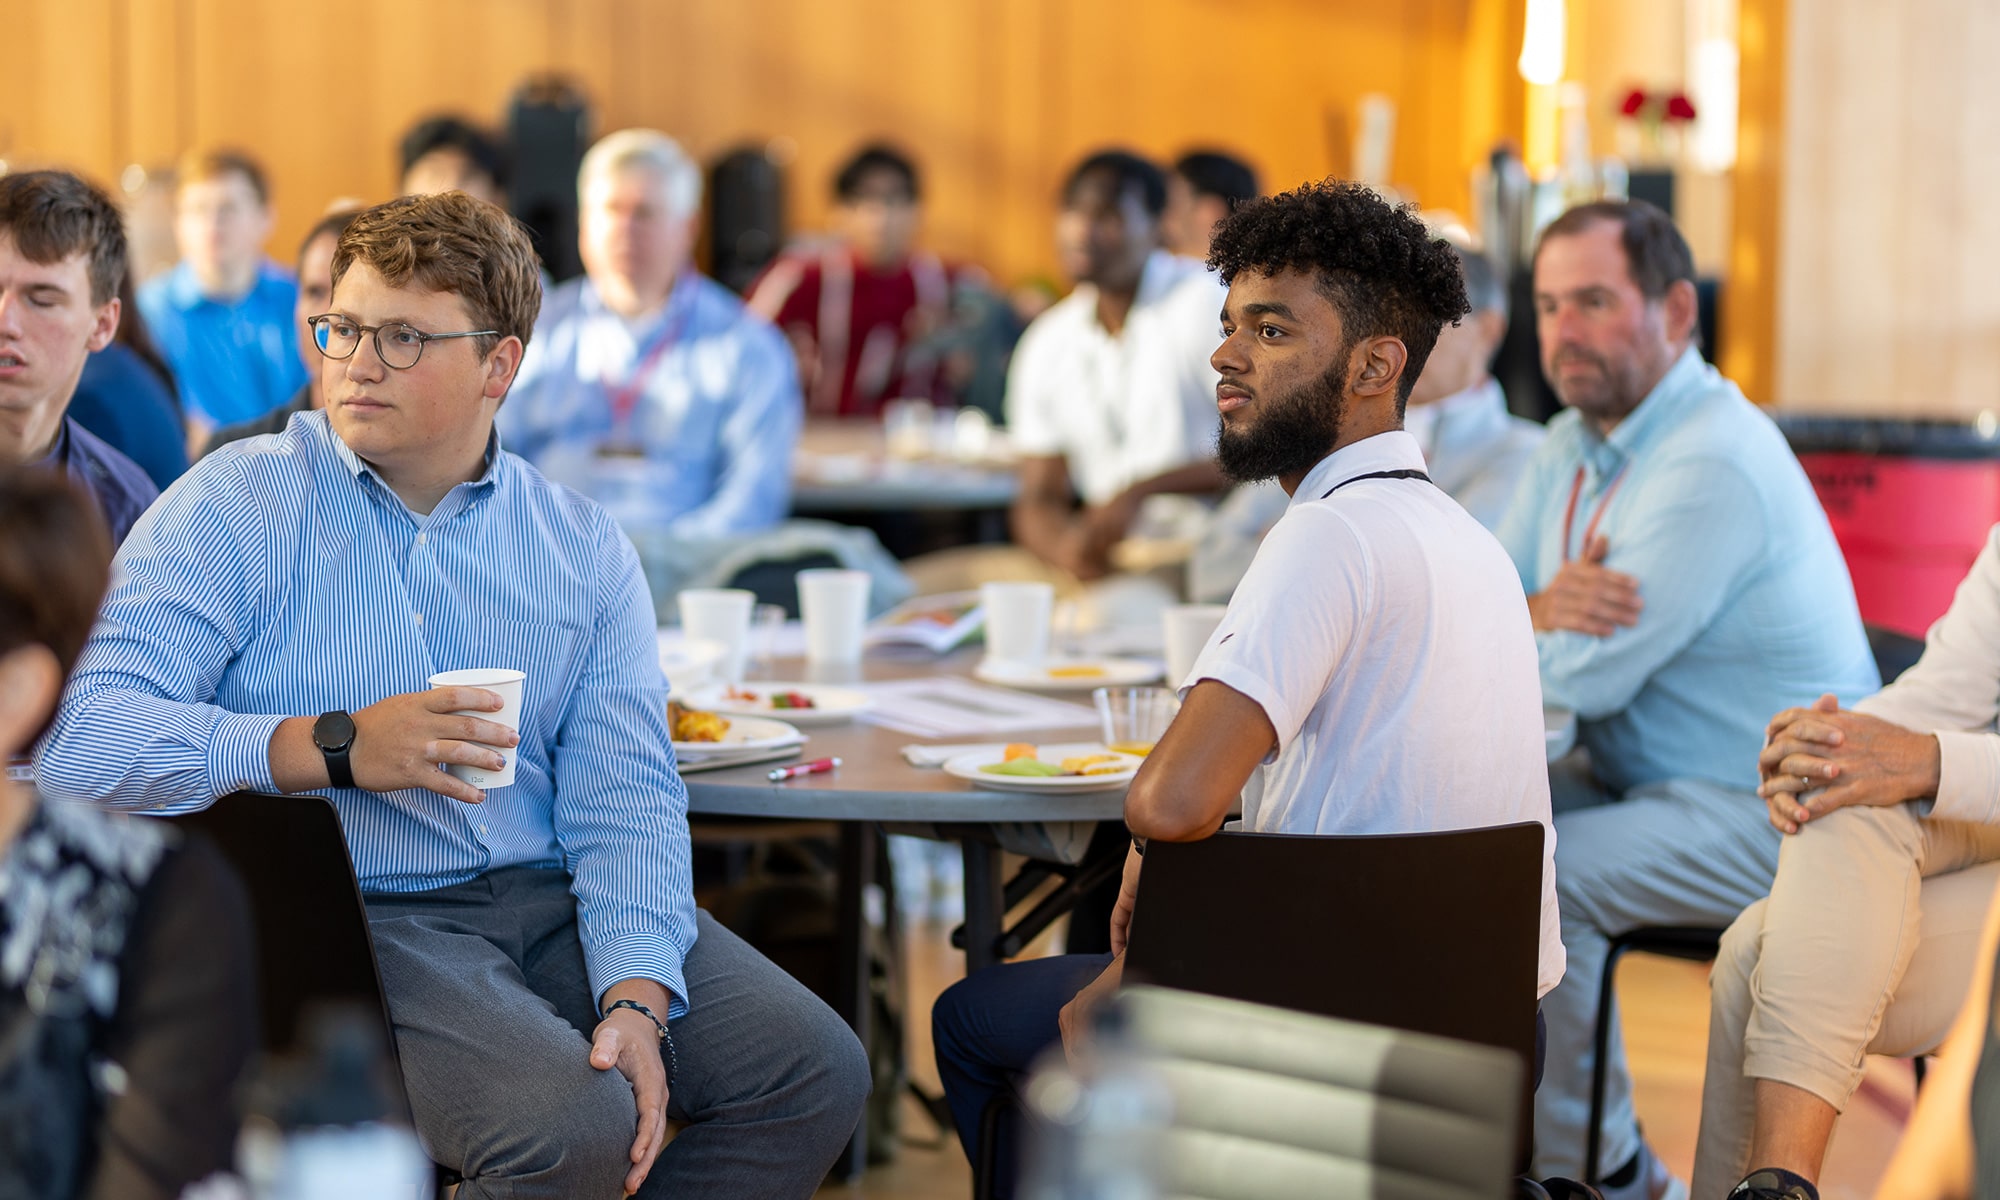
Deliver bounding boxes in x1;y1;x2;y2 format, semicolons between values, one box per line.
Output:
1004;251;1224;505
1181;431;1565;998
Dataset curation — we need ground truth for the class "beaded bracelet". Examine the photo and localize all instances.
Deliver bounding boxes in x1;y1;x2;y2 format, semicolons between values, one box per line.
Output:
605;998;678;1087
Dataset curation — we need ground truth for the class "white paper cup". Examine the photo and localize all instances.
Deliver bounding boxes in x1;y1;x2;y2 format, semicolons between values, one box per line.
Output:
678;588;756;683
1162;603;1229;688
981;581;1055;667
427;668;525;789
797;569;871;664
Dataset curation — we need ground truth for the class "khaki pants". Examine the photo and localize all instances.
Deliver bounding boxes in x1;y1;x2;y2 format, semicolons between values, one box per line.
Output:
1693;802;2000;1195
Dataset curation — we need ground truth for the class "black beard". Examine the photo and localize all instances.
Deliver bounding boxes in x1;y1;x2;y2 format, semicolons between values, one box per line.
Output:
1214;359;1349;484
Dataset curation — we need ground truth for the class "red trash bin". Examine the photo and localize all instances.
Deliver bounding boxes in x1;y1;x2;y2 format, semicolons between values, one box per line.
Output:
1779;416;2000;640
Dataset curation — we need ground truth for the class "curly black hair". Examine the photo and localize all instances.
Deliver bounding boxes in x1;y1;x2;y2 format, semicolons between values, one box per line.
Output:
1207;180;1469;405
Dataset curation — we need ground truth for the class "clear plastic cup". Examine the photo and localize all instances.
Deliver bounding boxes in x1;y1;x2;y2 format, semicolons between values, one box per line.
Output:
1092;686;1181;758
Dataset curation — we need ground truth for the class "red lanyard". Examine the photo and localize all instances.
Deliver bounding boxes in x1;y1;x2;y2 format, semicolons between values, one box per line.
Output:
1562;464;1628;563
601;288;693;429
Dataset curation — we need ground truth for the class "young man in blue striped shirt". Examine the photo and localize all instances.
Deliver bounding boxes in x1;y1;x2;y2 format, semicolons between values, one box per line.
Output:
41;191;868;1199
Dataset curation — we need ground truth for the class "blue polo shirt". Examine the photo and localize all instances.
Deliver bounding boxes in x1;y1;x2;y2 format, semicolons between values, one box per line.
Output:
137;261;308;428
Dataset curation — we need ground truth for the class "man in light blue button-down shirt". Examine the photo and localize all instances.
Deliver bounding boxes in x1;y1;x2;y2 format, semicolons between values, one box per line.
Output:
499;129;802;558
1497;202;1878;1194
41;192;865;1198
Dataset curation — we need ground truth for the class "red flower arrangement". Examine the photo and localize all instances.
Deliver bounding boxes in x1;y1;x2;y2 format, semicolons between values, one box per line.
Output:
1619;88;1698;124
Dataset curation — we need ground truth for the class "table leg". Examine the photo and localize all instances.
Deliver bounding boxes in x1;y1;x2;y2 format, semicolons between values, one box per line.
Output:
961;838;1004;974
833;822;875;1179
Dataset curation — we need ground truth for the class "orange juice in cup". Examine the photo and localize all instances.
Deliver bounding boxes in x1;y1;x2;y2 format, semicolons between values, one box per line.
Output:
1093;686;1180;761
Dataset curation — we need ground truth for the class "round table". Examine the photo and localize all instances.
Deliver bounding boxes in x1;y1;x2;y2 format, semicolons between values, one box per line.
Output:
679;647;1577;1172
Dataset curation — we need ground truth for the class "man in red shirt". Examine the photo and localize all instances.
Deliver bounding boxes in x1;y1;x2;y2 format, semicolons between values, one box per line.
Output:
749;144;981;418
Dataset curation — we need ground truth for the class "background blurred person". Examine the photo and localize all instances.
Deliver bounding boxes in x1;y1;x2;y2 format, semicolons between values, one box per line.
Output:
0;170;158;545
67;269;188;489
501;128;802;543
202;205;363;455
1160;149;1260;261
0;467;254;1200
748;142;984;417
1503;200;1878;1197
137;149;305;437
1005;149;1226;584
398;113;510;207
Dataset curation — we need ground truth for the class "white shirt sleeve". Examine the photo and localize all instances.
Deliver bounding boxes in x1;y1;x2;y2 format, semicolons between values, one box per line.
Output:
1184;504;1371;756
1003;311;1067;459
1853;524;2000;824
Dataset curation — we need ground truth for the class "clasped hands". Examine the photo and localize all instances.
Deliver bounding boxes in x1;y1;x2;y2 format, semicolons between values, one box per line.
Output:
1758;692;1941;834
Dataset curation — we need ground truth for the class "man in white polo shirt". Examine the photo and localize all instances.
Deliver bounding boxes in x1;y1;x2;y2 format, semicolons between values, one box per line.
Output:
931;180;1563;1197
1005;149;1227;583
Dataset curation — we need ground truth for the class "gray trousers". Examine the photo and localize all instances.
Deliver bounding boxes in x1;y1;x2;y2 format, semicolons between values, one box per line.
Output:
1531;760;1782;1180
365;865;871;1199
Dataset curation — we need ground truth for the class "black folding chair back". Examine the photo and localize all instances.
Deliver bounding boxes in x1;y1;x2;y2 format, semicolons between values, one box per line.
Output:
168;791;398;1064
1123;822;1546;1161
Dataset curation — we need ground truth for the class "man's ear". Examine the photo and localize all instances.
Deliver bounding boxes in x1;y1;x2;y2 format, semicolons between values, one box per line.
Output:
85;295;121;354
483;335;525;402
0;645;61;759
1662;279;1699;345
1349;335;1409;400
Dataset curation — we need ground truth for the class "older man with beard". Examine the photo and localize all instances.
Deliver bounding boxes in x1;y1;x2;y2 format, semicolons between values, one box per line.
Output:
1499;201;1878;1198
928;180;1564;1200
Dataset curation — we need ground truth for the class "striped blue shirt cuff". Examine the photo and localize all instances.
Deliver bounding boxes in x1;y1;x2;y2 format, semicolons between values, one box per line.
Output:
586;934;692;1021
208;711;287;798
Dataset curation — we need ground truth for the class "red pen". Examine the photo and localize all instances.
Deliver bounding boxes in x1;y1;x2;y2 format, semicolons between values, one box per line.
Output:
768;757;841;782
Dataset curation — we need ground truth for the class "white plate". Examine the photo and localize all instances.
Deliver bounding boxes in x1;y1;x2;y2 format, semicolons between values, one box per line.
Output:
670;714;806;756
942;742;1144;793
973;656;1164;691
687;682;873;726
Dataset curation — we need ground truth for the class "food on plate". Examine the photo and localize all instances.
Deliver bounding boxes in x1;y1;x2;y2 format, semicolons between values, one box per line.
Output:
668;700;730;743
977;746;1134;778
981;758;1067;777
1045;664;1108;679
723;686;818;710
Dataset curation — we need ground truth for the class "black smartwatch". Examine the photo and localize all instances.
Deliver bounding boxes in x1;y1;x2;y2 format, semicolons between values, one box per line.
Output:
312;710;357;789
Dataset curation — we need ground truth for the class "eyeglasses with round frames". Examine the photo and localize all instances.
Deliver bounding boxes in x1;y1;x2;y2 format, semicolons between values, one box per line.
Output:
306;313;499;370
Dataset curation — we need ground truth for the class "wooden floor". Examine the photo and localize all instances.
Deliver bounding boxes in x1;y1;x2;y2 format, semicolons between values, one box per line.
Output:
817;918;1918;1200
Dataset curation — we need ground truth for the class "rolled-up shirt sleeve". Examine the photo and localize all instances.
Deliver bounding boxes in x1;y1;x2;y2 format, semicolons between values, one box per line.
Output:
38;462;285;812
1855;524;2000;825
1184;506;1366;758
550;518;700;1014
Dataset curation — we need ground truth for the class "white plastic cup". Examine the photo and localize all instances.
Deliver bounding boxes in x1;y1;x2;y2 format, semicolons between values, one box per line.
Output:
678;588;756;683
427;668;525;789
1162;603;1229;688
797;569;872;664
982;581;1055;667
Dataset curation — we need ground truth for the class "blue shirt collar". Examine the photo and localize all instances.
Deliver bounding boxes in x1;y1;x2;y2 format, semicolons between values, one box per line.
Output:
311;410;504;519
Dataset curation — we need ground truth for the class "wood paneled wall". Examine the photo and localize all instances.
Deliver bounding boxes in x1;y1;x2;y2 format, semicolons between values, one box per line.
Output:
1734;0;2000;417
1;0;1523;287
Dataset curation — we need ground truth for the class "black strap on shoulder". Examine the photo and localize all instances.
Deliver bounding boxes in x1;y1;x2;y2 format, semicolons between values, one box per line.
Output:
1319;468;1433;499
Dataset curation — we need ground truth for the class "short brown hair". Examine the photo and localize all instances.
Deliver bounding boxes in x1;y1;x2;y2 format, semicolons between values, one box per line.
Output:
0;170;128;307
331;192;542;354
0;469;112;740
176;148;272;207
1534;200;1695;302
